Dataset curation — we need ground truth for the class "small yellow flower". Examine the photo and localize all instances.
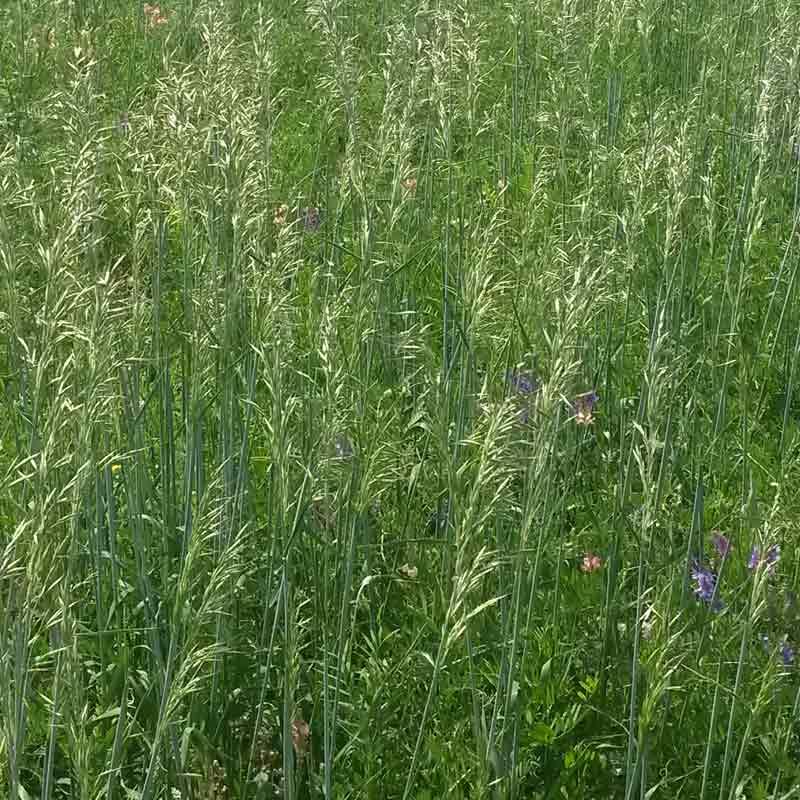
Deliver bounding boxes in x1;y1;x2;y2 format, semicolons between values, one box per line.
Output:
111;463;122;475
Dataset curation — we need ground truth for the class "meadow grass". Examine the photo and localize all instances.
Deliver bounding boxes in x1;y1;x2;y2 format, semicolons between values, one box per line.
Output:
1;0;800;797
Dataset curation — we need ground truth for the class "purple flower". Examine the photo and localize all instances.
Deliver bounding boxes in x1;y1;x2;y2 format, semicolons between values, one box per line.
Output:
761;634;794;666
573;391;599;426
691;561;716;602
506;370;539;395
506;369;539;425
691;561;723;610
711;532;731;558
748;544;780;574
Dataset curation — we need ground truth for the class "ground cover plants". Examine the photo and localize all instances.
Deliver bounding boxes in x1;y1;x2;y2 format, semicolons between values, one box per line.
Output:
2;0;800;797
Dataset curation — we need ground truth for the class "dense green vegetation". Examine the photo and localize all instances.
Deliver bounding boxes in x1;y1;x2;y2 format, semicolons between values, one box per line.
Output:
2;0;800;797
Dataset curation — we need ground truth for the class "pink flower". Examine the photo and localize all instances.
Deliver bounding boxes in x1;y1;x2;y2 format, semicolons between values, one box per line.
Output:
580;553;603;573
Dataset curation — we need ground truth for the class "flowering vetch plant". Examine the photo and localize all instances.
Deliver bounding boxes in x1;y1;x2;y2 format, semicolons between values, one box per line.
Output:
711;531;731;558
691;560;722;610
506;369;539;395
748;544;780;574
505;369;539;424
762;634;795;668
